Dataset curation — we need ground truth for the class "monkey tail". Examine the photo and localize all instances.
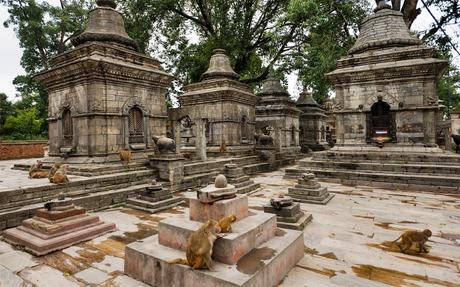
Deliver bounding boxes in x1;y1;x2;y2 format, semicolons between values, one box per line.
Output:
167;258;189;265
392;235;402;243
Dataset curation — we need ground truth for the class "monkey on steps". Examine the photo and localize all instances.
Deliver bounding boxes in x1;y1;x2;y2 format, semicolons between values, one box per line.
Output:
168;220;221;270
218;214;236;233
393;229;432;254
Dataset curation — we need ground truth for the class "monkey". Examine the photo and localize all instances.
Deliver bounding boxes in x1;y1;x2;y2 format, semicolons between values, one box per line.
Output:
50;164;70;184
393;229;432;254
169;220;221;270
28;160;43;178
119;149;132;167
47;163;62;182
30;171;49;178
219;142;227;153
218;214;236;233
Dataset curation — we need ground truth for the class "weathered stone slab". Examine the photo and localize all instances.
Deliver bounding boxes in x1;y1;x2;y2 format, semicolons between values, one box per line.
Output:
263;203;300;218
125;229;304;287
189;195;249;222
277;212;313;231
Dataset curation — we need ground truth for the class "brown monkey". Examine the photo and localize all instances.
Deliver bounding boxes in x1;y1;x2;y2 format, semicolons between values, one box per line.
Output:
218;214;236;233
119;149;132;167
393;229;432;253
30;171;49;178
50;164;70;184
169;220;221;270
28;160;43;178
219;142;227;153
48;163;62;182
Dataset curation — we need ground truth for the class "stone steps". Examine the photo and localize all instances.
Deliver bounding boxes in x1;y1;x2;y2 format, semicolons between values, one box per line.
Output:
126;197;185;214
243;162;270;175
300;159;460;175
313;151;460;164
125;230;304;287
0;184;150;231
286;167;460;193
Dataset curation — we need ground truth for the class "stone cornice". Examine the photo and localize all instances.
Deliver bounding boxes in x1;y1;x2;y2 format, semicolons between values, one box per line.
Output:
183;78;252;94
181;88;258;106
332;105;441;114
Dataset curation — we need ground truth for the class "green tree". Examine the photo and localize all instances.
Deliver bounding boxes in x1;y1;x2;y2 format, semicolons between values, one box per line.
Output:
0;93;14;128
1;107;44;139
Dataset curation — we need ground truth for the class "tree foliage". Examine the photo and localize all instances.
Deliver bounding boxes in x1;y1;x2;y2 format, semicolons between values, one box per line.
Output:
1;107;45;140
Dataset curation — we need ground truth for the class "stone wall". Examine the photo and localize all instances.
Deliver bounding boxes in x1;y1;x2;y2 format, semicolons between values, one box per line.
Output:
0;141;47;160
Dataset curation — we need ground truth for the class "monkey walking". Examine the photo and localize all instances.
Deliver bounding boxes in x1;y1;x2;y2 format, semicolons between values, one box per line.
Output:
393;229;432;254
218;214;236;233
119;149;132;168
169;220;221;270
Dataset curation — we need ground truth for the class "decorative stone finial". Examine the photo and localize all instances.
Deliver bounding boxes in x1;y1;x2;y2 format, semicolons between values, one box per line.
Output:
215;174;228;188
296;89;319;107
97;0;117;9
201;49;239;81
258;78;289;97
374;0;392;12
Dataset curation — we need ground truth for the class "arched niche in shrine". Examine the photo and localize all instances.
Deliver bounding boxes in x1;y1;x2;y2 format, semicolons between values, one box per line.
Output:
128;106;145;144
62;108;73;147
367;99;396;143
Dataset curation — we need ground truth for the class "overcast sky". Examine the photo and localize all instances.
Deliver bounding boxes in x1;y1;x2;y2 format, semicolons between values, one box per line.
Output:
0;0;458;101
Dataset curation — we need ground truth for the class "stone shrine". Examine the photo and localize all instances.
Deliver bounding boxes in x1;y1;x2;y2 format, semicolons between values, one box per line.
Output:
297;90;329;151
255;78;301;153
223;163;261;194
125;175;304;286
3;195;116;256
127;180;184;213
287;173;334;205
264;195;312;230
172;49;258;155
34;0;173;163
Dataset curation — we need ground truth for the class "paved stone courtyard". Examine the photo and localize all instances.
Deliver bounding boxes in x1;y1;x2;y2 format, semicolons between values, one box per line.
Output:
0;163;459;287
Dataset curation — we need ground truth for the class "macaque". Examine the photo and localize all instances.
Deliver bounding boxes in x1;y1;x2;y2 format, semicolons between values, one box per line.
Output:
219;142;227;153
50;164;70;184
218;214;236;233
119;149;132;167
169;220;221;270
28;160;43;178
30;171;49;178
48;163;62;182
393;229;432;253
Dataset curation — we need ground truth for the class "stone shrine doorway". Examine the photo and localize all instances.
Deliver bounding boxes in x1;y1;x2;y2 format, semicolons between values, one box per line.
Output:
367;99;396;143
128;107;144;144
62;108;73;147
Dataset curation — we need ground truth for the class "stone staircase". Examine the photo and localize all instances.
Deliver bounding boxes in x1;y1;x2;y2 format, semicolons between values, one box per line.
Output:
285;151;460;193
0;170;153;231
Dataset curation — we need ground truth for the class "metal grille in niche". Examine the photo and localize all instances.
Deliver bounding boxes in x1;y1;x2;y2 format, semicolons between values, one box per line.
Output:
62;109;73;147
129;107;144;143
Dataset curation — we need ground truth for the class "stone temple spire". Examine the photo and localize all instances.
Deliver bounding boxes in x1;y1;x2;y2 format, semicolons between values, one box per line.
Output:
374;0;392;12
71;0;138;51
200;49;239;81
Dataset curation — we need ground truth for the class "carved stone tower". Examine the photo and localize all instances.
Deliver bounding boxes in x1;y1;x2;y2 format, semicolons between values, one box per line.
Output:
34;0;173;162
326;1;447;151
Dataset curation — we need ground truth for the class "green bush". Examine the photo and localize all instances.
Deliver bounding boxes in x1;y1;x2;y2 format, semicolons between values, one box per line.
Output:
1;107;45;140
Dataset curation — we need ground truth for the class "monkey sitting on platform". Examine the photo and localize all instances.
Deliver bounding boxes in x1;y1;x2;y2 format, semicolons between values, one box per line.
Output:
50;164;70;184
393;229;432;254
29;160;44;178
218;214;236;233
169;220;221;270
47;163;62;182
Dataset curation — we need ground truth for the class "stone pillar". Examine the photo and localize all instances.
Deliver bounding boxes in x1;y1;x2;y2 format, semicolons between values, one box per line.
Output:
195;119;207;161
173;121;182;155
274;127;282;151
149;155;185;190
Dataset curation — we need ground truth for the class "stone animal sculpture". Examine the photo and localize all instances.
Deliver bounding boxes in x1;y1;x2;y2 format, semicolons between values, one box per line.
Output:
152;136;176;154
452;134;460;154
254;133;274;146
393;229;432;254
119;149;132;167
48;163;62;182
168;220;221;270
50;164;70;184
218;214;236;233
29;160;44;178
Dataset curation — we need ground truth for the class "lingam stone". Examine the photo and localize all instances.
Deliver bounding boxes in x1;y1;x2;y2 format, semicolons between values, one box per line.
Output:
288;173;334;205
265;194;312;230
197;175;237;203
127;180;184;213
270;195;293;210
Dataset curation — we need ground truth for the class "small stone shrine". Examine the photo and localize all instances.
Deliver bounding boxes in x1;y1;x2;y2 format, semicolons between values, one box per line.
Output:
297;89;329;151
255;78;301;153
125;175;303;286
34;0;173;162
3;194;116;256
264;195;312;230
223;163;260;194
176;49;258;154
288;173;334;205
127;180;184;213
149;136;185;189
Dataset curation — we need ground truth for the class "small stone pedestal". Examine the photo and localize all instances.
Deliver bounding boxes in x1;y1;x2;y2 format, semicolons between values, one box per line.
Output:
125;175;304;287
3;196;116;256
223;164;260;194
149;154;185;186
288;173;334;204
127;180;184;213
264;196;312;231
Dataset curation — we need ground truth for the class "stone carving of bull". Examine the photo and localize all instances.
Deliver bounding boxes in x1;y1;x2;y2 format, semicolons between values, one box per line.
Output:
254;133;274;146
152;136;176;154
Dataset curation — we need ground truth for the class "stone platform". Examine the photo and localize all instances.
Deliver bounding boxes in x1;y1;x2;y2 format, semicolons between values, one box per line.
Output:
285;150;460;193
127;180;184;214
3;197;116;256
287;173;334;205
224;164;261;195
124;176;304;286
264;203;312;231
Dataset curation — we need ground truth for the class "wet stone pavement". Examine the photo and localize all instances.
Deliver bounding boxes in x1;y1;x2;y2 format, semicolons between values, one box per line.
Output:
0;166;459;286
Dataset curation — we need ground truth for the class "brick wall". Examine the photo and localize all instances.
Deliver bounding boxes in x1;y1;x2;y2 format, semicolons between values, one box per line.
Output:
0;141;48;160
